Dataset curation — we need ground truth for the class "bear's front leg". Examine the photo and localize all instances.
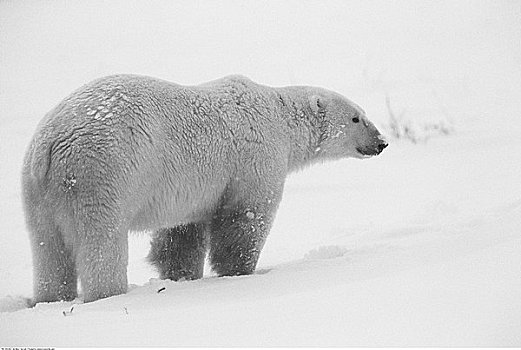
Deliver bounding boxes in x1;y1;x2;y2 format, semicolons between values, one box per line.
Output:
209;194;281;277
148;223;208;281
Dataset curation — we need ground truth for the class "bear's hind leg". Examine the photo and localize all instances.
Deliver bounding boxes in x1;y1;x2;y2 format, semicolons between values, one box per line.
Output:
148;223;208;281
76;224;128;303
30;218;77;304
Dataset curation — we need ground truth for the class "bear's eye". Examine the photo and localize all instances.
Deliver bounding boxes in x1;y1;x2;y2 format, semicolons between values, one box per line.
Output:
352;117;360;123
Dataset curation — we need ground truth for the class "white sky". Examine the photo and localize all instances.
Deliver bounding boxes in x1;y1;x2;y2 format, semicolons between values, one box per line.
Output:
1;0;520;126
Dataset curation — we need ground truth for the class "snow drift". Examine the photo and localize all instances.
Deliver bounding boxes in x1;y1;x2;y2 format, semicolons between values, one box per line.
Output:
1;0;520;346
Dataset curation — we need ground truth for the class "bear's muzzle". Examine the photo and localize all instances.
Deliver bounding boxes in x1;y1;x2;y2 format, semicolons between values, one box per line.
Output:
356;140;388;156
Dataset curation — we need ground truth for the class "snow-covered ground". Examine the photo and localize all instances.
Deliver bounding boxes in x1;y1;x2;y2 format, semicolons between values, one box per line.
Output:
1;0;520;347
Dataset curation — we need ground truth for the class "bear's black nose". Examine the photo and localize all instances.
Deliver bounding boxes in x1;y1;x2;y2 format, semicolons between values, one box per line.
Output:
377;142;388;153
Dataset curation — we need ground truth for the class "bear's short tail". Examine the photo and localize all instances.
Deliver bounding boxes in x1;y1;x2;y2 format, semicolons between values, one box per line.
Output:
27;137;52;184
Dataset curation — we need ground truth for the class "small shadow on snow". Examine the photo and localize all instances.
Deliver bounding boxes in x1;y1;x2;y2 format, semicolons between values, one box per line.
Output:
303;245;348;260
254;268;273;275
0;295;31;312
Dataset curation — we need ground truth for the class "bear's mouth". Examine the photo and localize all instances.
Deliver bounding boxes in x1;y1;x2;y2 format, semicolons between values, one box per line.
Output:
356;147;376;158
356;141;388;158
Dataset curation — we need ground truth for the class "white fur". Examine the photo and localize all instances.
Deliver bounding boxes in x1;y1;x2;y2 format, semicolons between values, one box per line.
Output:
22;74;385;303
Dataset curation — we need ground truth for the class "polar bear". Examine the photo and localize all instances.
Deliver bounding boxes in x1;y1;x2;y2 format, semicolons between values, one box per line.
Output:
21;74;387;303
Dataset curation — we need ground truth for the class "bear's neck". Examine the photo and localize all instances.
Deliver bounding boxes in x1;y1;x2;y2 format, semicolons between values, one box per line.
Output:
275;86;326;173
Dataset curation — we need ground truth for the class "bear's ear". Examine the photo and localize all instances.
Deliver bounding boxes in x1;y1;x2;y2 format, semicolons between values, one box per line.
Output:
309;95;328;114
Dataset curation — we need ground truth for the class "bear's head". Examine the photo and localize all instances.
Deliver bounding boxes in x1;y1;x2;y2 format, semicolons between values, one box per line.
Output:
309;90;388;160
